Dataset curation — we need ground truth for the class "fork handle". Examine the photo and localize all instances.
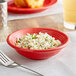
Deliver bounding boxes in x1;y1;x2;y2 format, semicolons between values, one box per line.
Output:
11;63;44;76
19;65;44;76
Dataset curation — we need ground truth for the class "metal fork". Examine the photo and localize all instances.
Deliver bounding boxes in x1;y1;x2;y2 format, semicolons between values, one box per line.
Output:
0;50;44;76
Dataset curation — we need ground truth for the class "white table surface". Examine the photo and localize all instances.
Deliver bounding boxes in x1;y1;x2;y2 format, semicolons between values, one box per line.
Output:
0;31;76;76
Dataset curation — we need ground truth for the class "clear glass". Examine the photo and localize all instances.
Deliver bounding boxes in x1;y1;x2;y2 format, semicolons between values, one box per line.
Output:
63;0;76;29
0;1;7;29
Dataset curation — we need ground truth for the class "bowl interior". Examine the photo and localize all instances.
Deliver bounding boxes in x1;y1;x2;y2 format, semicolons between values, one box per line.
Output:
8;28;68;47
8;0;57;8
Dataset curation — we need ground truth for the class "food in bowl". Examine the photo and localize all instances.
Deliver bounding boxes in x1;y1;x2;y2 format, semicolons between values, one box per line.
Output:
14;0;45;8
14;0;27;7
16;32;61;50
25;0;45;8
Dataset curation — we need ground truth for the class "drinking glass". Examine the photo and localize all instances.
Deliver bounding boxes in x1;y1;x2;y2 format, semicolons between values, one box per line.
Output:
63;0;76;29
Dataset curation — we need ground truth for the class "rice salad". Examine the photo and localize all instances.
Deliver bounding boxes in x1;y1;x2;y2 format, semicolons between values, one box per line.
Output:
15;32;61;50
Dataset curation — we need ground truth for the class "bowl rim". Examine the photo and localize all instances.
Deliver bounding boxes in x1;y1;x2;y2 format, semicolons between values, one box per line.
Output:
7;28;69;52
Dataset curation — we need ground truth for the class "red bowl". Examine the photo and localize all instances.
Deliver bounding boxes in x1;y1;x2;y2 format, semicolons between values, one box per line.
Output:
8;0;57;14
7;28;69;60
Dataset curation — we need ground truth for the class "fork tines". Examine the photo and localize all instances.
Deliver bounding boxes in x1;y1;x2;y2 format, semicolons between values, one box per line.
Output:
0;50;14;66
